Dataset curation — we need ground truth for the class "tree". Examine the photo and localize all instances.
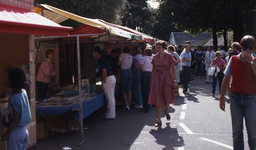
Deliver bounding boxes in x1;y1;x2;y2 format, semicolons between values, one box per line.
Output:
121;0;156;34
160;0;256;50
35;0;127;24
151;8;178;41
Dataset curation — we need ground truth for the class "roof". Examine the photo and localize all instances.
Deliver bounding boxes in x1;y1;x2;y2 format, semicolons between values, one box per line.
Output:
35;4;155;42
0;3;73;36
171;32;211;47
204;35;224;47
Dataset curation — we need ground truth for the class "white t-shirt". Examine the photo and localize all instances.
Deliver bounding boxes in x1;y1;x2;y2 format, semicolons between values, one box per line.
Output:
119;53;133;70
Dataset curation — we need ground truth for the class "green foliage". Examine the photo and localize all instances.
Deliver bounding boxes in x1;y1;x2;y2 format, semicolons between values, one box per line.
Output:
35;0;127;24
160;0;256;39
121;0;156;34
151;8;178;41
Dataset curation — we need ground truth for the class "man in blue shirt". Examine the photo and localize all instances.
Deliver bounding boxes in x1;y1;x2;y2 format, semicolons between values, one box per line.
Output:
194;45;204;78
180;44;192;94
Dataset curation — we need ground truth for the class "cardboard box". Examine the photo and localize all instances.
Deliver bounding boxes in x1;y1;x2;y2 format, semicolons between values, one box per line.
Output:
36;119;48;139
68;119;81;131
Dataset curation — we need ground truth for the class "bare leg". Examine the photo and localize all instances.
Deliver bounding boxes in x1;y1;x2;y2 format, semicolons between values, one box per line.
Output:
123;92;128;107
164;104;169;114
156;106;162;122
127;91;132;107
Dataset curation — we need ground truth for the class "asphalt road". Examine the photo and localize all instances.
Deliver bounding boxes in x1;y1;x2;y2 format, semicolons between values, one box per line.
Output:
36;74;250;150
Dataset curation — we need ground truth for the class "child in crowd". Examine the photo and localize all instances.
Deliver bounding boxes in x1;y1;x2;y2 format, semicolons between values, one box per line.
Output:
1;68;31;150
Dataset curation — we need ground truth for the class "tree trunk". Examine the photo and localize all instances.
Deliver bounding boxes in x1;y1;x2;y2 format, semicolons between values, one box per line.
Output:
233;21;243;42
212;26;217;51
223;28;227;51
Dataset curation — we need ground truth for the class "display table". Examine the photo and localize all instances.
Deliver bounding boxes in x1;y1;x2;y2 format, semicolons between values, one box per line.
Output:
36;93;106;122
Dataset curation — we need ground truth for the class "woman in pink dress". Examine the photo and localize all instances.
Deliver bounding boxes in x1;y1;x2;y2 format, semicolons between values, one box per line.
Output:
148;41;178;127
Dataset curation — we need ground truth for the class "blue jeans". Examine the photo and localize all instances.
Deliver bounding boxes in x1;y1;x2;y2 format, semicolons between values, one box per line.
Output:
230;92;256;150
196;60;204;76
134;69;143;105
182;66;190;92
141;72;151;110
212;70;224;94
120;69;133;92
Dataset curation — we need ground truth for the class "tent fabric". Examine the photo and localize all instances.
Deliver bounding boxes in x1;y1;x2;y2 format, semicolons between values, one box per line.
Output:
0;3;73;36
40;4;138;39
38;4;153;42
98;20;155;43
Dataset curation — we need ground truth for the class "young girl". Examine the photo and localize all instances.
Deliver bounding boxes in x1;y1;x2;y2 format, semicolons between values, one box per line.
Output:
1;68;31;150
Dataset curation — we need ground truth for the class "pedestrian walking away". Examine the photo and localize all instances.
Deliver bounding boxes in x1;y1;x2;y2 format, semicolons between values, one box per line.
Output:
220;35;256;150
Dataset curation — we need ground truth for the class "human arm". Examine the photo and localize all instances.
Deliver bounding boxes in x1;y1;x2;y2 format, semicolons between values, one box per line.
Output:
222;61;227;70
150;65;155;88
102;68;107;83
133;59;138;73
1;105;20;141
242;51;256;77
219;76;230;111
210;59;217;67
117;53;122;66
171;62;178;88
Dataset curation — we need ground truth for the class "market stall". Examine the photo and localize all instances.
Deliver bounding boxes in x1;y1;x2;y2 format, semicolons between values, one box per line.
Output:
0;2;73;149
33;3;156;146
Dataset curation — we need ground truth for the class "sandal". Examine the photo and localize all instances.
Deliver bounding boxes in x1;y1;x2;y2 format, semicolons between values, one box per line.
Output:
154;120;162;127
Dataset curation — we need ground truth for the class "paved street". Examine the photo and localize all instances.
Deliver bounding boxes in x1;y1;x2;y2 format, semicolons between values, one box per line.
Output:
37;72;250;150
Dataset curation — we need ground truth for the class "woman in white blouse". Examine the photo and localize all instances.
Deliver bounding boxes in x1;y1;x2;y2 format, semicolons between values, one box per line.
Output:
118;47;133;110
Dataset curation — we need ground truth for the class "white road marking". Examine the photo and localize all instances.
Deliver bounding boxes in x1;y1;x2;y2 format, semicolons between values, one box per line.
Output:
178;123;193;134
180;112;186;120
200;137;233;149
178;147;184;150
182;104;187;110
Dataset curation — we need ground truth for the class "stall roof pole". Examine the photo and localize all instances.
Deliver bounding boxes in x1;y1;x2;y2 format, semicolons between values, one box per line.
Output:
77;36;87;146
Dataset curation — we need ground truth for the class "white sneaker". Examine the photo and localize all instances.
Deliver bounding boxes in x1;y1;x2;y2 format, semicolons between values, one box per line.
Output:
134;105;143;109
123;106;130;111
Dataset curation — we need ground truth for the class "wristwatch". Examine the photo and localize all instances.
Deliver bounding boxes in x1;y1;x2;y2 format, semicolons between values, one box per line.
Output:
174;80;177;82
250;60;254;65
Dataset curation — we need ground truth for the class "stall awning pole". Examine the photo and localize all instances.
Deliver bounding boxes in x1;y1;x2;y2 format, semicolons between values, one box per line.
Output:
77;36;87;146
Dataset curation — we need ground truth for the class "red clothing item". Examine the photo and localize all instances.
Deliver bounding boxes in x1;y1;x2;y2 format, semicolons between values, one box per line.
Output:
36;60;55;84
230;56;256;95
148;51;175;106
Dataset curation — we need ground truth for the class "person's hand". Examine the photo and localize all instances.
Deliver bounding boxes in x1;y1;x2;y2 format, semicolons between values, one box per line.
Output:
1;132;9;141
173;82;178;89
242;51;253;63
219;97;225;111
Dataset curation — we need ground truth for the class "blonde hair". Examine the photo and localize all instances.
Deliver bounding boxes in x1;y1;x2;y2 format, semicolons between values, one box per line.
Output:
215;51;221;56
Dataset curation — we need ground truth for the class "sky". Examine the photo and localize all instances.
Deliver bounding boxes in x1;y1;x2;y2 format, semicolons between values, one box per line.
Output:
147;0;160;9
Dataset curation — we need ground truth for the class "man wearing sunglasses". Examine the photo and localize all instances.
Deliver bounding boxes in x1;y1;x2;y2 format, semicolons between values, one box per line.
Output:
219;35;256;150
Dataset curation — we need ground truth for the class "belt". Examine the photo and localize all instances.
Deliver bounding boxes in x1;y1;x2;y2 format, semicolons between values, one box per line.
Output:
231;92;255;97
142;71;151;73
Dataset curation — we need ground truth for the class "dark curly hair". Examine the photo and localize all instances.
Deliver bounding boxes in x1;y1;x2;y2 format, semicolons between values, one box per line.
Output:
8;68;27;89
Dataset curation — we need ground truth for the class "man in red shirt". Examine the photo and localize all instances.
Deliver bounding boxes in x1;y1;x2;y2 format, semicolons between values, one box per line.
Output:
220;35;256;150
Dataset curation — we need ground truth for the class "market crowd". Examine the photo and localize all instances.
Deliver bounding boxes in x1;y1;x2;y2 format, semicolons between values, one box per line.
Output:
94;35;256;150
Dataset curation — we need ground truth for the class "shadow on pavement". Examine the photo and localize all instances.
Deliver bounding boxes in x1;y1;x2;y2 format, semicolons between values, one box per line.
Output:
150;123;184;150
